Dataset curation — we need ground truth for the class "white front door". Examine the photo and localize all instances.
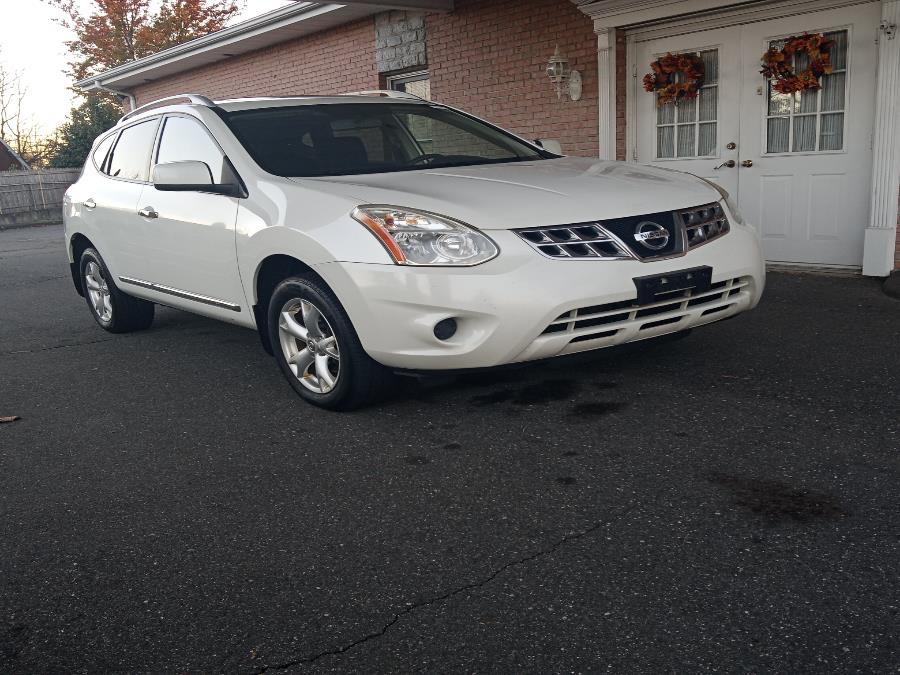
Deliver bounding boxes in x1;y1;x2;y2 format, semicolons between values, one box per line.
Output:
635;27;743;199
633;3;880;268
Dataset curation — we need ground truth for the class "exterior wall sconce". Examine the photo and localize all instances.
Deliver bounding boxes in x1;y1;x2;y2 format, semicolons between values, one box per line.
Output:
546;45;582;101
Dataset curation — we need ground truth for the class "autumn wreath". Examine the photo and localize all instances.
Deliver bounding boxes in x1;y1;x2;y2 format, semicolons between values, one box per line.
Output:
643;52;705;106
760;33;835;94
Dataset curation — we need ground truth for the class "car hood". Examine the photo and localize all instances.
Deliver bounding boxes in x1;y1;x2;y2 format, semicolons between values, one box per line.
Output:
292;157;720;230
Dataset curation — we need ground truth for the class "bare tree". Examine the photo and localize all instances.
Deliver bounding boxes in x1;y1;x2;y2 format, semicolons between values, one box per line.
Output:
0;55;53;167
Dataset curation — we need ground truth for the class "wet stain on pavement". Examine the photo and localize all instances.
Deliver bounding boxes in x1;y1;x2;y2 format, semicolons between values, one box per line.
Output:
556;476;577;486
512;379;579;405
404;455;431;466
443;442;462;450
468;379;579;407
561;450;579;457
708;473;849;524
469;389;515;406
568;401;628;418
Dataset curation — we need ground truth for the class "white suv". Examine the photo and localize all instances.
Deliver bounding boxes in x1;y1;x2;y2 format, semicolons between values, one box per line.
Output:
64;92;765;409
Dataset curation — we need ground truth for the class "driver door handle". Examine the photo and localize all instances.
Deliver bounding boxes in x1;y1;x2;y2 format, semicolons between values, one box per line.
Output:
138;207;158;219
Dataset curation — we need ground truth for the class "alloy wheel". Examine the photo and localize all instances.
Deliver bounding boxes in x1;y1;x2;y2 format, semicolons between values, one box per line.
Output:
277;298;341;393
84;261;112;322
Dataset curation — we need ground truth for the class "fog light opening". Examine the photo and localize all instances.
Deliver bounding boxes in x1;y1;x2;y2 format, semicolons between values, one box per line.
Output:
433;318;458;341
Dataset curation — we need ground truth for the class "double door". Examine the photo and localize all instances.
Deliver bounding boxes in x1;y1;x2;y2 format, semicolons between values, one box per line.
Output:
634;4;880;267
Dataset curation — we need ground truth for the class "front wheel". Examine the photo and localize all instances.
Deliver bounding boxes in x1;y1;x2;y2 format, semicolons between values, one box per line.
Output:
268;276;392;410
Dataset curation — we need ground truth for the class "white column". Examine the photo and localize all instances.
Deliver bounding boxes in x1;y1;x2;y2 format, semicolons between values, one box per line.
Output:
596;26;617;160
863;0;900;276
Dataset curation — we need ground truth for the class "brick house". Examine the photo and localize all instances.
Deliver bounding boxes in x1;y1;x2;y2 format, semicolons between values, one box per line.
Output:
75;0;900;276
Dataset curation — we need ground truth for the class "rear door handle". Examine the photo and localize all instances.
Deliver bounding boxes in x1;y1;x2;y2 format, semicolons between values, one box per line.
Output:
84;198;96;209
138;207;158;219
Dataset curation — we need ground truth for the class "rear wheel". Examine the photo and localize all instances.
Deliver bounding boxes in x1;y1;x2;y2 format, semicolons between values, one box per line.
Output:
268;276;392;410
79;248;154;333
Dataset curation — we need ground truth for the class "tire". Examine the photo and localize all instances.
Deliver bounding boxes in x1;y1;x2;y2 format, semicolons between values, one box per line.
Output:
268;276;392;410
79;247;154;333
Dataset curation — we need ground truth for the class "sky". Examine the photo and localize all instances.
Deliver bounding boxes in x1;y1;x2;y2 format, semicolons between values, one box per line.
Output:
0;0;292;135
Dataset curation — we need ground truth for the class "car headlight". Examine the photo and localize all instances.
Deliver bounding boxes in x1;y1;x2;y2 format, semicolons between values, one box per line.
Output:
352;206;499;266
697;178;746;226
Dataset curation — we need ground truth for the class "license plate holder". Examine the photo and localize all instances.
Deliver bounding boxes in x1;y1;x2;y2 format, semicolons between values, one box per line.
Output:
633;266;712;305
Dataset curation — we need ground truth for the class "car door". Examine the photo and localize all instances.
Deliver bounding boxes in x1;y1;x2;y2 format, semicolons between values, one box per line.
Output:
90;117;161;280
125;114;245;321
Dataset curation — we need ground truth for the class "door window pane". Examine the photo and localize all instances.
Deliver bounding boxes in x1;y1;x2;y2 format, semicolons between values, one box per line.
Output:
764;29;848;153
767;117;790;153
792;115;816;152
657;126;675;158
819;112;844;151
677;124;696;157
655;48;718;159
107;119;158;181
157;116;226;182
698;123;717;156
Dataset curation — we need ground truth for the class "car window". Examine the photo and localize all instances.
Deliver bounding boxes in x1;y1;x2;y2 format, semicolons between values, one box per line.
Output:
92;133;115;173
225;103;549;177
107;119;158;181
156;116;226;182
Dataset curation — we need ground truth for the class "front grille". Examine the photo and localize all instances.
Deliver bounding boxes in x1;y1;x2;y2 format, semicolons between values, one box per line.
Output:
514;202;729;262
515;223;631;259
679;203;730;249
540;276;750;344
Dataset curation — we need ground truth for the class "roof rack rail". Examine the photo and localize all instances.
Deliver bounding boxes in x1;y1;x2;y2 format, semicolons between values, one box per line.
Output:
342;89;425;101
120;93;217;123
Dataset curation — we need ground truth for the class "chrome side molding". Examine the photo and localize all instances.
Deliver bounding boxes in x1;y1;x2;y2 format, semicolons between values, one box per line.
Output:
118;276;241;312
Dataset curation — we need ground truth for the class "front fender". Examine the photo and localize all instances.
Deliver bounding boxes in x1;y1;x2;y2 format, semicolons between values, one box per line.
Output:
235;179;393;308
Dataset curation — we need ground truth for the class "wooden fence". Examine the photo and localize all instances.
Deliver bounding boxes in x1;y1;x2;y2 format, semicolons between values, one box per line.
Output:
0;169;81;224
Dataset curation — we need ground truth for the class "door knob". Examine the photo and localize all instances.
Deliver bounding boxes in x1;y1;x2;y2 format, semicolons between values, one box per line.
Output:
138;207;158;219
741;159;753;168
713;160;735;170
84;198;96;209
726;142;737;150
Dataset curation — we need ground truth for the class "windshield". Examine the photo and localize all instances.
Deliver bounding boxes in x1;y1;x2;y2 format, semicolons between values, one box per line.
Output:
224;103;552;177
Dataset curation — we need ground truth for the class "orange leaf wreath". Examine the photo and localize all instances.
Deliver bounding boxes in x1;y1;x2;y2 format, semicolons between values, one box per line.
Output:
760;33;835;94
643;52;706;106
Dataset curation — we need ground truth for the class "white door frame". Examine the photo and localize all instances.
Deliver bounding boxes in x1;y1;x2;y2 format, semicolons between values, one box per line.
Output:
575;0;900;276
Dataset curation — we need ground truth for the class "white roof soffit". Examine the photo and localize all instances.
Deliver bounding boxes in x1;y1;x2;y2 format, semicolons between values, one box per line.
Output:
74;0;453;91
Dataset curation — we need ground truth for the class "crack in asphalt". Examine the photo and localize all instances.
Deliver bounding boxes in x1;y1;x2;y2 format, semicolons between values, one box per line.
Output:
254;501;641;672
1;337;118;356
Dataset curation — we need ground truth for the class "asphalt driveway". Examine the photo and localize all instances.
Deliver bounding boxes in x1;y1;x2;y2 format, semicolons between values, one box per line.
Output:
1;224;898;673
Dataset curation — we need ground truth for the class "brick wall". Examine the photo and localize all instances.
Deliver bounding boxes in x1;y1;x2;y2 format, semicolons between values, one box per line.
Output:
425;0;598;157
131;1;597;155
131;18;379;105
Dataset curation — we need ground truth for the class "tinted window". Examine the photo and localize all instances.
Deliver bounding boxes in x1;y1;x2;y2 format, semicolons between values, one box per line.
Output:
107;119;158;181
225;103;548;177
92;133;115;172
156;116;226;182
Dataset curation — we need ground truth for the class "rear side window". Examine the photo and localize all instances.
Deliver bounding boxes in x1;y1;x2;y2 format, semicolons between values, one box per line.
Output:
107;119;159;181
156;116;226;182
92;133;115;173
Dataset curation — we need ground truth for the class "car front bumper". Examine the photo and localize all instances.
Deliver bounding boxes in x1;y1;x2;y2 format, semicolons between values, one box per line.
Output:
315;226;765;370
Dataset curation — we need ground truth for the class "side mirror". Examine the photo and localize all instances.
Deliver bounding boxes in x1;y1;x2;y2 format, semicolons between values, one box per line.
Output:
534;139;563;155
152;160;242;197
